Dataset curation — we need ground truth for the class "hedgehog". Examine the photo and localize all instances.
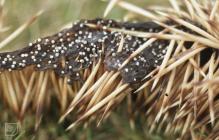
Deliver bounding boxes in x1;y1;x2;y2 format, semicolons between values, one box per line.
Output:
0;0;219;139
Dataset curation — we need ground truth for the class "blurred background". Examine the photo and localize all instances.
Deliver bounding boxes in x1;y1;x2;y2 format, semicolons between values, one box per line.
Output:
1;0;167;51
0;0;170;139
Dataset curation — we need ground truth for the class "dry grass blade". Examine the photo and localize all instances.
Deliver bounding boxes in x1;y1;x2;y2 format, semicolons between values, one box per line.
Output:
0;0;4;22
104;0;119;17
210;0;219;20
0;26;9;33
169;0;181;15
0;10;43;50
0;0;4;7
0;0;6;31
183;0;194;19
190;0;208;20
117;1;159;20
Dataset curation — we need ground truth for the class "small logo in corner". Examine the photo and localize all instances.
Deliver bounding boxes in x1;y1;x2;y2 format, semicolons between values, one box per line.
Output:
5;123;19;137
